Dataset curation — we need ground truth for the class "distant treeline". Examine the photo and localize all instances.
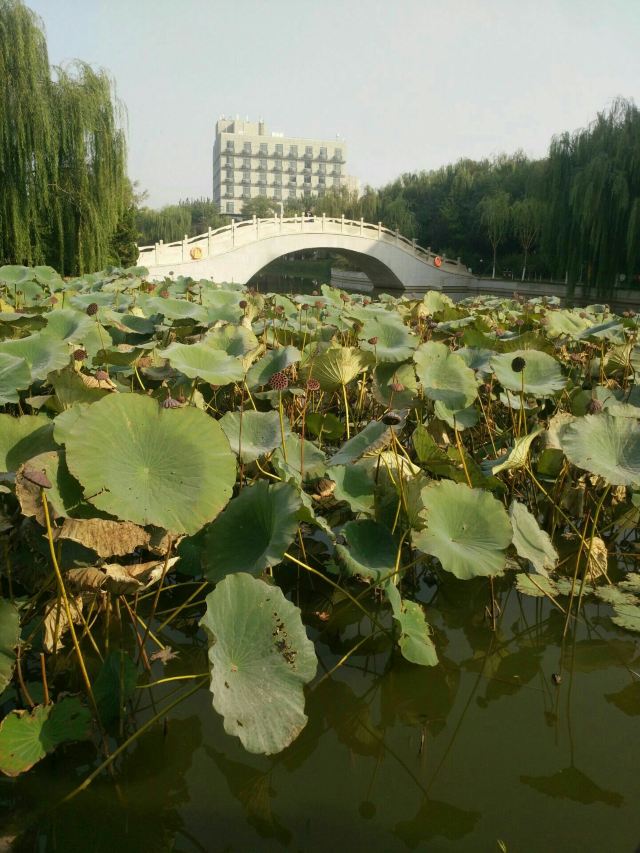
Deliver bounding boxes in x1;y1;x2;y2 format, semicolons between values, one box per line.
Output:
136;199;229;247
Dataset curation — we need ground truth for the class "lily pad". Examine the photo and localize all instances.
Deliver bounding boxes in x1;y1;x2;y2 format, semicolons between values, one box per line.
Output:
335;520;397;582
64;394;236;534
490;350;566;395
414;480;512;580
560;413;640;486
158;342;244;386
201;573;317;754
414;341;477;409
203;480;301;583
220;410;288;463
509;501;558;576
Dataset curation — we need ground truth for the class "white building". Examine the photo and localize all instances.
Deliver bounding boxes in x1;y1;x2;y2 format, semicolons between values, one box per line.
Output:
212;117;357;216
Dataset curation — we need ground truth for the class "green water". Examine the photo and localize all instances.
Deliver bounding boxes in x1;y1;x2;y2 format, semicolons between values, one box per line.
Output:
3;575;639;853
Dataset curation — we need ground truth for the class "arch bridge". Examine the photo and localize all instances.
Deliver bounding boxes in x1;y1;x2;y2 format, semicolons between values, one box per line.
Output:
136;215;472;291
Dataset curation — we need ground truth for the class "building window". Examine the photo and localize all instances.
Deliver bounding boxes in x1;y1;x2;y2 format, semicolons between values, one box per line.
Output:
305;145;313;156
259;186;266;197
318;176;325;185
318;188;325;197
226;142;234;153
260;142;268;154
259;158;267;170
225;202;234;213
289;145;297;157
304;159;312;171
243;142;251;154
274;187;282;198
333;177;340;187
304;174;311;184
243;187;251;198
274;175;282;185
275;143;283;156
274;162;282;172
226;169;234;180
225;156;233;167
243;157;250;169
335;148;343;160
318;163;326;174
288;188;296;198
304;188;311;198
334;165;341;176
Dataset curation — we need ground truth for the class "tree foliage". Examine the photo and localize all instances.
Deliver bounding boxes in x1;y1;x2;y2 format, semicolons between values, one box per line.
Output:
0;0;132;274
136;198;228;246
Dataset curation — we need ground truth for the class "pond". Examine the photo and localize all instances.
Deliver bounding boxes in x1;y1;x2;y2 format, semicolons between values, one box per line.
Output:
4;574;639;853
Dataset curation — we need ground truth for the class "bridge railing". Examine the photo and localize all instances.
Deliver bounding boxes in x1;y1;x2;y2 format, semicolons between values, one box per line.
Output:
137;215;469;274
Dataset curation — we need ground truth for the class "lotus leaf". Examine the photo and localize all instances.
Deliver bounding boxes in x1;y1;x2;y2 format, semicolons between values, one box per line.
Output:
246;346;301;388
414;341;477;409
515;573;559;598
0;599;20;694
560;413;640;486
0;697;91;776
158;342;244;385
220;410;288;463
93;651;138;724
0;414;56;473
326;460;376;515
41;308;94;342
305;412;344;441
272;435;326;482
201;573;317;754
0;335;69;381
385;580;438;666
490;349;566;395
483;427;544;476
203;480;301;583
64;394;236;534
307;346;374;391
414;480;512;579
205;324;259;357
335;519;396;582
359;319;417;363
327;420;395;466
0;353;31;404
509;501;558;576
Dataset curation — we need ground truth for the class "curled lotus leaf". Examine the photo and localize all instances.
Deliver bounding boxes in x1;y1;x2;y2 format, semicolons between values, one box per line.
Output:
201;573;317;755
509;501;558;576
306;346;374;391
64;394;236;535
203;480;301;583
335;520;397;582
560;413;640;487
0;335;69;381
385;580;438;667
414;341;477;409
414;480;512;580
490;349;566;395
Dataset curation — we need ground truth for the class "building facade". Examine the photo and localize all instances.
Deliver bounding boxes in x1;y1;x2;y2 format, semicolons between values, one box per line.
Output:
212;118;357;216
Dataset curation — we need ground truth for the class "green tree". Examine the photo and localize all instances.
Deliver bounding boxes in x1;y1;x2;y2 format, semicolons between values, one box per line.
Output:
241;196;277;218
479;191;511;278
512;197;545;280
0;0;130;274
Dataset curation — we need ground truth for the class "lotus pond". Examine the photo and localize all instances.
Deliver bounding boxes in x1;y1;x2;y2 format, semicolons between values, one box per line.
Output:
0;264;639;851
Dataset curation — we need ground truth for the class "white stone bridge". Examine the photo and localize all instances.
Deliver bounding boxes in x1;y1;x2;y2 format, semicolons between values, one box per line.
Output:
136;215;473;291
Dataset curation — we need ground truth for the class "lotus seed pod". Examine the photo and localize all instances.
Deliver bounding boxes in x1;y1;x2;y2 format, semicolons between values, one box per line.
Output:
73;348;87;361
301;304;310;311
587;398;604;414
95;369;109;381
314;300;324;310
511;356;526;373
269;371;289;391
86;302;98;316
306;378;320;392
368;336;378;346
239;300;248;309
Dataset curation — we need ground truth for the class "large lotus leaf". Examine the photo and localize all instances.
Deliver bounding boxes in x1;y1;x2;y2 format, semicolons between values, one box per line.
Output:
327;420;393;466
0;599;20;694
203;290;244;324
544;310;593;339
305;412;345;441
271;435;326;482
50;368;114;408
52;404;90;445
372;362;419;408
41;308;94;342
0;353;31;404
509;501;558;576
0;265;33;286
420;291;455;315
205;325;259;357
335;519;396;582
456;347;495;373
307;346;374;390
326;459;376;515
490;350;566;395
141;296;207;324
433;400;479;431
246;346;301;388
359;320;418;363
572;385;640;419
64;394;236;534
0;335;69;381
158;342;244;386
414;480;512;580
560;413;640;486
220;410;288;463
203;480;301;583
385;580;438;667
0;414;56;473
201;573;317;754
414;341;477;409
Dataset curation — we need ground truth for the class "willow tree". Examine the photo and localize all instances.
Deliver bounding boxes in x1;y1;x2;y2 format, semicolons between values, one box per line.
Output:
545;99;640;297
479;191;511;278
512;197;545;281
0;0;131;273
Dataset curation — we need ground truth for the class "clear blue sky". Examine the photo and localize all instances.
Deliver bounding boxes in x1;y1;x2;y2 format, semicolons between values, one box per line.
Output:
28;0;640;208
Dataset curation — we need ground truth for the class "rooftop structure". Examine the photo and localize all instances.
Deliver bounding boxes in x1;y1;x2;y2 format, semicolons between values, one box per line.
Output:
212;117;357;216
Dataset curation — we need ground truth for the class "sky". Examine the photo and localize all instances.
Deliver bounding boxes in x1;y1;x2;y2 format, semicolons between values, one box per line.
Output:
27;0;640;208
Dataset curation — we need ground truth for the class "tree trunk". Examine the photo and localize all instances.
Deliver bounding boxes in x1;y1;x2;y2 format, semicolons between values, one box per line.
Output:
492;244;497;279
521;245;528;281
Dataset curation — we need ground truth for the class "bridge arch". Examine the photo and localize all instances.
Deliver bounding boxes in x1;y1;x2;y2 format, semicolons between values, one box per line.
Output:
137;215;472;291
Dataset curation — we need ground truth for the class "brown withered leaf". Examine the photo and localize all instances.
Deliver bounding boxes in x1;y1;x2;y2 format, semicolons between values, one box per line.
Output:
55;518;172;560
65;567;109;592
43;595;83;653
102;556;179;595
149;647;180;664
78;372;118;392
22;467;51;489
586;536;609;582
